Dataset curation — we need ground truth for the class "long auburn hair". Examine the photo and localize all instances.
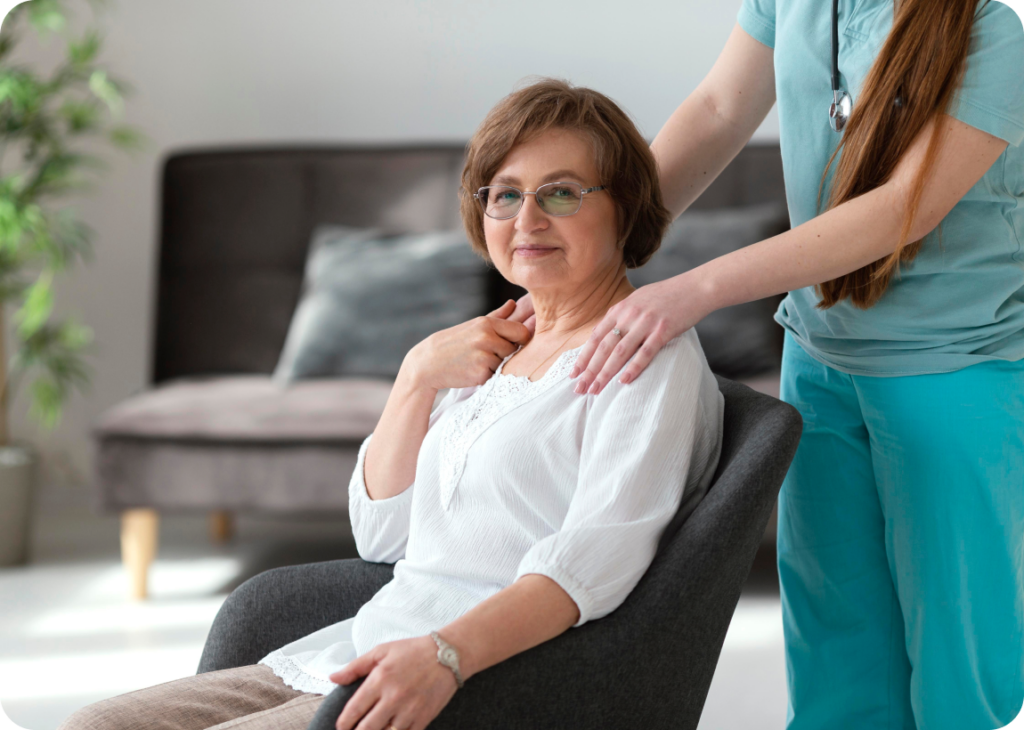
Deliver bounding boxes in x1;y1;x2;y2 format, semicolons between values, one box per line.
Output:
815;0;982;310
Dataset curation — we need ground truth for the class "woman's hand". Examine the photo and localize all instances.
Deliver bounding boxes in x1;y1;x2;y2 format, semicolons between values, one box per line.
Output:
570;271;713;395
505;291;536;334
400;298;533;393
329;636;459;730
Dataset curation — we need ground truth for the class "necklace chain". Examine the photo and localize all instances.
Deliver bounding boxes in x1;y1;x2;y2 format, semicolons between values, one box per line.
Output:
511;324;588;382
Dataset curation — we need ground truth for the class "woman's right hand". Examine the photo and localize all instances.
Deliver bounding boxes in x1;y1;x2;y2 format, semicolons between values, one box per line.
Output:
401;298;533;392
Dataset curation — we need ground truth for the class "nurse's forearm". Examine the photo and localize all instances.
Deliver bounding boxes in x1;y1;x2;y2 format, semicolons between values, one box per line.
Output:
694;181;914;313
693;113;1007;315
436;574;579;681
652;25;777;220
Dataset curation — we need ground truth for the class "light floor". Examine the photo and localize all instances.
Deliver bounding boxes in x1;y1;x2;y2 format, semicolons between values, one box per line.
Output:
0;482;788;730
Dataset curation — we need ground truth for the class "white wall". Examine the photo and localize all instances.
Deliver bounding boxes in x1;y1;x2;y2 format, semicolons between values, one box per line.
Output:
5;0;778;499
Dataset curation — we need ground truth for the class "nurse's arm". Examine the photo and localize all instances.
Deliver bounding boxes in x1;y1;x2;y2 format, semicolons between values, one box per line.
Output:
651;23;778;220
691;114;1009;317
574;114;1008;394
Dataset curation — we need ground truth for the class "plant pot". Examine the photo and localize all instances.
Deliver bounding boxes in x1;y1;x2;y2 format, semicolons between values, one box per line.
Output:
0;443;37;567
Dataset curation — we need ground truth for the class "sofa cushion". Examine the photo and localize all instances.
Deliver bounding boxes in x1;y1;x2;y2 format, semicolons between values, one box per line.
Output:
93;439;358;513
93;376;393;443
273;225;488;382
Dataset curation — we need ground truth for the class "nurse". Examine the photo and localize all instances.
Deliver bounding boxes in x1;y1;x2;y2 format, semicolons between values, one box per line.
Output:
510;0;1024;728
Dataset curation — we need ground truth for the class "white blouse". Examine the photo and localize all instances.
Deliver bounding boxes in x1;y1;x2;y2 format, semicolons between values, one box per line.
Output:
259;329;725;695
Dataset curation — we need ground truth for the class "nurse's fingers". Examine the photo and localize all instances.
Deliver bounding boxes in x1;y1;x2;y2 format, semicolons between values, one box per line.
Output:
614;329;669;386
574;328;646;395
570;311;621;382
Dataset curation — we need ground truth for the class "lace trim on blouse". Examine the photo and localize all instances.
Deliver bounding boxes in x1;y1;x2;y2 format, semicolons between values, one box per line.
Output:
436;344;583;510
258;651;338;696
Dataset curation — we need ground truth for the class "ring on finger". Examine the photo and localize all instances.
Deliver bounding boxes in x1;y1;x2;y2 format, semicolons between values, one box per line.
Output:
612;327;623;337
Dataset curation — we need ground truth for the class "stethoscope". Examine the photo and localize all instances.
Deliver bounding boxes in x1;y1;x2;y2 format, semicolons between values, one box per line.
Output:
829;0;853;132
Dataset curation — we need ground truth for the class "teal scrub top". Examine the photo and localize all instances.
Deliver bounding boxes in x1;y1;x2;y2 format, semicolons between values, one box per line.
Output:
737;0;1024;376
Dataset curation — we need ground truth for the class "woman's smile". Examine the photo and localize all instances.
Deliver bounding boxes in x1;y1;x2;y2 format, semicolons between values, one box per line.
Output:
513;244;560;258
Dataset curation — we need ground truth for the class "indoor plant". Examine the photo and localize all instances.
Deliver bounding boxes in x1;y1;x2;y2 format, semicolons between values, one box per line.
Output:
0;0;145;565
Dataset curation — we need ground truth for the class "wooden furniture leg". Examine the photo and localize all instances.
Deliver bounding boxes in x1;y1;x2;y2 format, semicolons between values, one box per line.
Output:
209;510;234;544
121;508;159;600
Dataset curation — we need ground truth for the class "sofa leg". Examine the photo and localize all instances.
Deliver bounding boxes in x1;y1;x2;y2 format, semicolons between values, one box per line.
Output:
209;510;234;544
121;508;159;600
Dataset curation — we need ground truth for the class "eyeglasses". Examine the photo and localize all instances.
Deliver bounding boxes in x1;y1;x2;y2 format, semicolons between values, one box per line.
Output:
473;182;607;220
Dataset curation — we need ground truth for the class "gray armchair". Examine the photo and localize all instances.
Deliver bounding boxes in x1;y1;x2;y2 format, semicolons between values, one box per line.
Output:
196;376;802;730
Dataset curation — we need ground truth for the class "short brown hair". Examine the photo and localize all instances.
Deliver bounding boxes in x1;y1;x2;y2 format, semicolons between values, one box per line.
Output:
459;77;671;269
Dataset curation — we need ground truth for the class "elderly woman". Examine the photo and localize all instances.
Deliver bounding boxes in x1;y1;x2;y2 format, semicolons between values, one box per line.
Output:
58;78;724;730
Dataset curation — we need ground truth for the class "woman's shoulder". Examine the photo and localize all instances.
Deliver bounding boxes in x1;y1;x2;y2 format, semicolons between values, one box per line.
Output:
598;327;717;401
643;328;714;379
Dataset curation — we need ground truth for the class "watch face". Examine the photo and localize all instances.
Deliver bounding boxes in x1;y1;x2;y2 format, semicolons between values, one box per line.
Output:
441;647;457;664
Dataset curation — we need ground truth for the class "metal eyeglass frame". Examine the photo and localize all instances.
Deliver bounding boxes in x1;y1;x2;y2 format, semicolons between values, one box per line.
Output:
473;182;607;219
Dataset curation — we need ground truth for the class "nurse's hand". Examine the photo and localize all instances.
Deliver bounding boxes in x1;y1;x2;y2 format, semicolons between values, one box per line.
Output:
329;635;458;730
571;271;711;395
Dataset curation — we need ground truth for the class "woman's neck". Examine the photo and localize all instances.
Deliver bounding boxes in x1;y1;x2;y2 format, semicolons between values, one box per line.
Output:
529;268;634;339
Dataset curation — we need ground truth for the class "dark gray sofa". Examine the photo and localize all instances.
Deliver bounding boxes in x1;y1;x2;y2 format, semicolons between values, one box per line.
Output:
92;143;789;599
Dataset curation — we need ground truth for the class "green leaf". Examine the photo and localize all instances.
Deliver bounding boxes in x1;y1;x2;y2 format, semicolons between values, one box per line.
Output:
58;317;92;349
67;28;100;66
27;0;66;35
58;99;100;133
88;69;122;116
108;124;147;152
33;207;93;269
0;197;24;247
13;269;54;339
29;374;63;429
15;317;94;431
0;70;43;114
0;32;17;63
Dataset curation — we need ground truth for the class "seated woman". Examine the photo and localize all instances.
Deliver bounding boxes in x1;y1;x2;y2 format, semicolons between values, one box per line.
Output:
59;78;724;730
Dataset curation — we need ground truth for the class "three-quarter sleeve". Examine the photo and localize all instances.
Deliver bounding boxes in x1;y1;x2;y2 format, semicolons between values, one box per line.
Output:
348;432;414;563
348;387;465;564
514;333;721;627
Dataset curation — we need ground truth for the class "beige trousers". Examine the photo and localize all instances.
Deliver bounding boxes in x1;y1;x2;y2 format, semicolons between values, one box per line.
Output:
56;664;327;730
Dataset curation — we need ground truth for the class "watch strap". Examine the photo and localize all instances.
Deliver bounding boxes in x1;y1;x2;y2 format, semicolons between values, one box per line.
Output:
429;630;465;688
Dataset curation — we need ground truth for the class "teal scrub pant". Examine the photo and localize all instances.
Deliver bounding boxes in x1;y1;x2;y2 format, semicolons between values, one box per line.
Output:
777;330;1024;730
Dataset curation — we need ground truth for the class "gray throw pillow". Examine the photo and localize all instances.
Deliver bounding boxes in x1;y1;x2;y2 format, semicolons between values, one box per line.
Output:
273;225;488;382
629;202;791;378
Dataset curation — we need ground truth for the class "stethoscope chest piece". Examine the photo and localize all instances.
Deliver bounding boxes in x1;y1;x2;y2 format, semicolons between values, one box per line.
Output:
828;0;853;132
830;89;853;132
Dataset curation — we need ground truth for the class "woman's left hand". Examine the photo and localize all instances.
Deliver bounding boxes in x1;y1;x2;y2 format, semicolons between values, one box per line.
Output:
570;271;713;395
328;636;459;730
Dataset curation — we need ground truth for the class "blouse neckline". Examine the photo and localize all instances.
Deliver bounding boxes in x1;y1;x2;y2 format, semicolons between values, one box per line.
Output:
437;342;585;510
494;343;585;385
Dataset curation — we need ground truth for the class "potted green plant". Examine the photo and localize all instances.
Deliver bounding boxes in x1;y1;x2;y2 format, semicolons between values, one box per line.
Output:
0;0;146;565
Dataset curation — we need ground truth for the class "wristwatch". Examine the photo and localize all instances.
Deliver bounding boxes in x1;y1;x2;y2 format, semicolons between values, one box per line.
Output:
429;630;465;688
